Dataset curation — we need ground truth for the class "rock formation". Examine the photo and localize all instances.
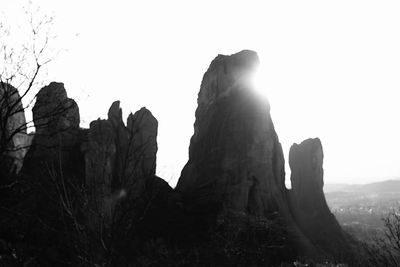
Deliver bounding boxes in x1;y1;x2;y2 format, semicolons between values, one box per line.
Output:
107;101;129;190
0;83;31;179
0;52;358;265
32;82;80;136
289;138;327;215
9;84;171;265
177;51;282;213
83;119;116;226
126;107;158;181
289;138;351;257
105;101;158;187
82;102;160;228
6;82;85;265
176;50;317;257
21;82;83;183
80;101;172;264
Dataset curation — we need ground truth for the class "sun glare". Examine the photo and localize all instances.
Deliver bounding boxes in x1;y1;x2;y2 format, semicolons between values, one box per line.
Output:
249;65;269;97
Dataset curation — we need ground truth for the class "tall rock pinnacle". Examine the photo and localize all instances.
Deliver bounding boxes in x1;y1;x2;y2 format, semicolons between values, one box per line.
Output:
177;50;288;216
289;138;352;258
175;51;319;257
175;51;356;260
289;138;327;214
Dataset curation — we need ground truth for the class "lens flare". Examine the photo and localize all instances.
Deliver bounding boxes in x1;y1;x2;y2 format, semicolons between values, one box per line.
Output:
249;66;268;97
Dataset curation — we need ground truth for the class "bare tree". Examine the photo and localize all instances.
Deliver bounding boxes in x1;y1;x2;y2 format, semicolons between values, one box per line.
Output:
364;208;400;267
11;109;164;266
0;2;58;179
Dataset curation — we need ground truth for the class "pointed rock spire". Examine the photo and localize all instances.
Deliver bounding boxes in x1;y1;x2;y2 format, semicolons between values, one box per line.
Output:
289;138;351;258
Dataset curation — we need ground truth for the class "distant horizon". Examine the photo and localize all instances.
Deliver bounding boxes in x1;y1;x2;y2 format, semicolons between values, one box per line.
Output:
324;177;400;185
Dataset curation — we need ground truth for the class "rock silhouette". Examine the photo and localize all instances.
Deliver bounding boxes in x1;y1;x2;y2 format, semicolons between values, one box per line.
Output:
5;83;173;266
20;82;83;184
33;82;80;135
127;107;158;180
82;101;160;229
176;50;321;258
290;138;327;217
0;83;31;178
176;50;286;215
83;119;116;226
289;138;352;257
0;51;358;265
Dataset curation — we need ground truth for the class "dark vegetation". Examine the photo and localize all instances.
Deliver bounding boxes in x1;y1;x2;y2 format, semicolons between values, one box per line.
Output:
0;166;297;266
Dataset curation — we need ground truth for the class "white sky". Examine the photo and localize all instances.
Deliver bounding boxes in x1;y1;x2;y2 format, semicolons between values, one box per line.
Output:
3;0;400;186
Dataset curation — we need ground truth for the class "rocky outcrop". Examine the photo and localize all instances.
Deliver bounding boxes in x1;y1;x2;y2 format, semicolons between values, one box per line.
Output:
105;102;158;187
126;107;158;181
289;138;351;258
0;83;31;178
21;82;83;182
176;50;316;257
289;138;328;215
10;85;170;265
7;83;85;265
80;101;171;264
0;53;357;264
83;119;116;226
32;82;80;136
177;50;284;213
82;102;160;228
107;101;129;190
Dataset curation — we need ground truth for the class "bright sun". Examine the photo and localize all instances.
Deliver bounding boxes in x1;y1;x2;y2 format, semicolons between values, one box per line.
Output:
249;65;269;97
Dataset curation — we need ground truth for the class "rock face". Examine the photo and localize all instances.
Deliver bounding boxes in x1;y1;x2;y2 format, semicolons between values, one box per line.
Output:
12;86;170;265
84;119;116;226
289;138;350;257
0;83;31;178
10;82;85;265
107;101;129;190
21;82;83;182
289;138;327;215
177;50;285;214
33;82;80;136
126;107;158;181
176;50;316;257
0;56;359;264
82;101;160;228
